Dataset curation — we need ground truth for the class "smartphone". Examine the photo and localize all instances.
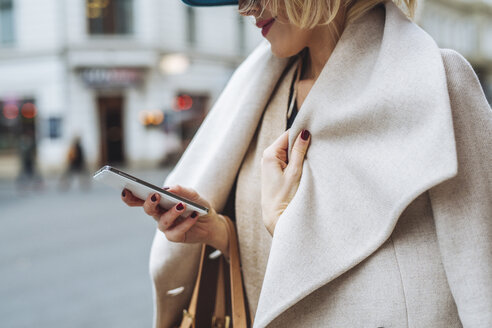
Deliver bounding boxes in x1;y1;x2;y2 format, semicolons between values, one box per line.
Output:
93;165;209;217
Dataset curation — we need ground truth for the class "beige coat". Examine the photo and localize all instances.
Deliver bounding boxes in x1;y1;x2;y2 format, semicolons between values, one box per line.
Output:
149;1;492;327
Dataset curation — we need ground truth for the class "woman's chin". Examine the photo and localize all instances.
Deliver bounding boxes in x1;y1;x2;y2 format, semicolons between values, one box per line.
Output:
269;43;301;59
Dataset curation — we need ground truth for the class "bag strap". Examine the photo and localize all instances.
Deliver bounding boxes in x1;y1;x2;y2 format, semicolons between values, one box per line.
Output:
212;256;229;328
180;216;247;328
224;216;248;328
179;244;207;328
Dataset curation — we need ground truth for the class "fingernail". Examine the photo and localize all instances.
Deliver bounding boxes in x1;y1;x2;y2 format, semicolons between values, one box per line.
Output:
191;211;197;218
122;190;126;197
151;194;157;202
301;129;310;140
176;202;184;211
163;186;170;190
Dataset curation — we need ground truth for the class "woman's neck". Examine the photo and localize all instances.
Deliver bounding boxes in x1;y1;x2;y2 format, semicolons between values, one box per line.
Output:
302;9;347;81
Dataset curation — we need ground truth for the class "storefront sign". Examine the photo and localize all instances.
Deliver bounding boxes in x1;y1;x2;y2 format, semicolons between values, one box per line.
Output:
79;68;145;88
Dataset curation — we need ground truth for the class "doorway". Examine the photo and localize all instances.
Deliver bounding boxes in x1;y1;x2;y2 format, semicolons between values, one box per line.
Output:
98;96;124;165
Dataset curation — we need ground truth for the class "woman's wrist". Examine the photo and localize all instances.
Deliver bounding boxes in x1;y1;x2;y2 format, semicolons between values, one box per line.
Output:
208;213;230;259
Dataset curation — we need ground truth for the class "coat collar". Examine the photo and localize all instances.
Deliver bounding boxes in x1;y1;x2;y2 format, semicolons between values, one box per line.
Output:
163;1;457;326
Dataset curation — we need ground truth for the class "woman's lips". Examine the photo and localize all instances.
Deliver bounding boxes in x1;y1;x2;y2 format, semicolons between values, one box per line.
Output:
256;18;275;37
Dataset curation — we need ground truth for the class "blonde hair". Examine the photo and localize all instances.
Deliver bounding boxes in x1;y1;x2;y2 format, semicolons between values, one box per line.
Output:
239;0;417;31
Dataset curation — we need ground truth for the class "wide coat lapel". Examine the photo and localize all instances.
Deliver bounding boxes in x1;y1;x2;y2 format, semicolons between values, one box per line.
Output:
253;1;458;326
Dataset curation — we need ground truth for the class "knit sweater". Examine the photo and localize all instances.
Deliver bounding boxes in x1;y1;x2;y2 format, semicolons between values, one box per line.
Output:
233;59;299;320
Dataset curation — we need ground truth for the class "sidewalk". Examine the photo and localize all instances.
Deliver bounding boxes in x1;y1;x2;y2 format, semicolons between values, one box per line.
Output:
0;167;172;328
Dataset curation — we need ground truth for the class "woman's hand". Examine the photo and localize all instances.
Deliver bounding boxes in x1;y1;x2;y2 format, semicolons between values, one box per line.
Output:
121;185;230;258
261;129;311;236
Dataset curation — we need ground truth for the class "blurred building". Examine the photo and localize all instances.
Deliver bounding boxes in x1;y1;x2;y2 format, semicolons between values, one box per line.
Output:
0;0;262;177
418;0;492;102
1;0;491;179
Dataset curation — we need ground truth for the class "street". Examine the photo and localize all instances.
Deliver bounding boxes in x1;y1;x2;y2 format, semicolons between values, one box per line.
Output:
0;168;172;328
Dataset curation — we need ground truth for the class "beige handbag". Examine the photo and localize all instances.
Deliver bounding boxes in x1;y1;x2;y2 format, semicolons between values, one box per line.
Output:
179;216;248;328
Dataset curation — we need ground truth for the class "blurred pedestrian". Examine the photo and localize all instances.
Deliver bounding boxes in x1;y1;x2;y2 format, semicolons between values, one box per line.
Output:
16;129;42;190
59;136;90;191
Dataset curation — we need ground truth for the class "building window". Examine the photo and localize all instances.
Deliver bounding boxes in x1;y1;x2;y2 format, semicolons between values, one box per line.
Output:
0;99;36;152
0;0;14;44
87;0;133;35
48;117;63;139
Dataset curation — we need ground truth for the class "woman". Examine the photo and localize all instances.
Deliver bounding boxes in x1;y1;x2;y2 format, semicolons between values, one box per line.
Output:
122;0;492;327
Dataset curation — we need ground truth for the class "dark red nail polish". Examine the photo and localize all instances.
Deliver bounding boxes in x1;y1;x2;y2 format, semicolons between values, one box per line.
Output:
122;190;126;197
151;194;157;202
191;211;197;218
176;203;184;211
163;186;170;190
301;129;310;140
